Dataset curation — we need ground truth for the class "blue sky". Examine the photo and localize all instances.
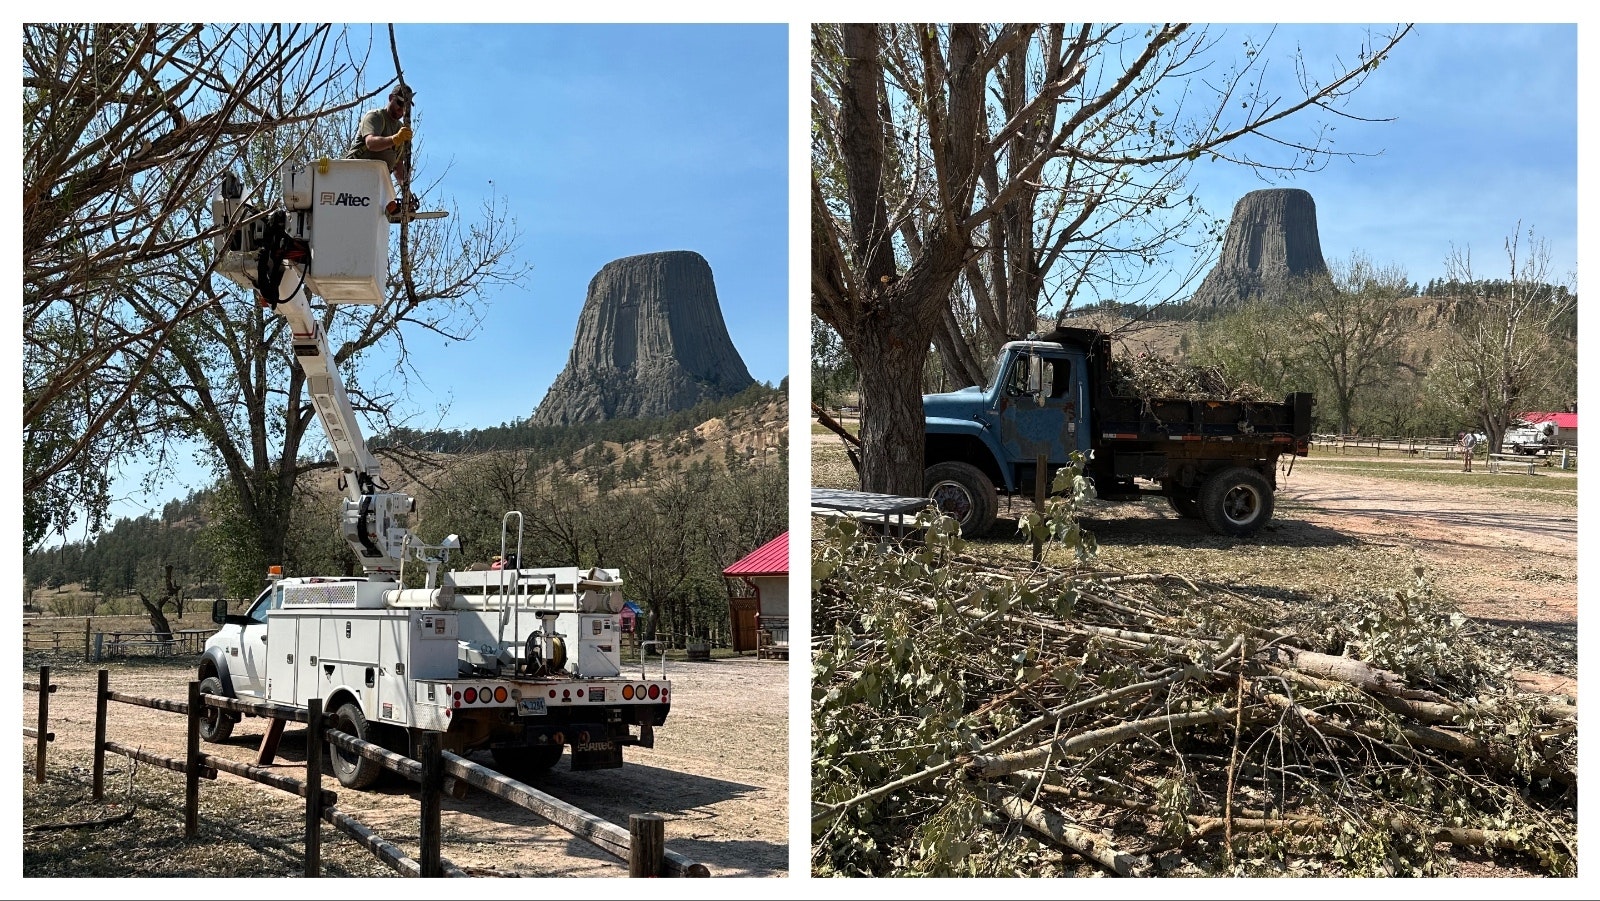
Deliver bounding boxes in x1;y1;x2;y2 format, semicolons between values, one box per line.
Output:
377;23;789;428
1171;23;1577;298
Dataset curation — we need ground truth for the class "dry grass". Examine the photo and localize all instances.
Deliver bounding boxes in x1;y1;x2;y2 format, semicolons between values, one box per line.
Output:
23;749;398;878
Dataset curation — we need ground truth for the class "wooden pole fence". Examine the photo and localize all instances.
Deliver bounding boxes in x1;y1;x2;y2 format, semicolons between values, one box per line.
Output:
305;697;323;878
79;669;709;878
441;750;710;877
23;665;57;782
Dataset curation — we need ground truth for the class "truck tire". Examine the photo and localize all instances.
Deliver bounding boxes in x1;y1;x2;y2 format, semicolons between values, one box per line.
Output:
1199;467;1274;537
197;675;234;742
1166;492;1201;519
329;701;382;789
492;744;564;780
925;461;999;537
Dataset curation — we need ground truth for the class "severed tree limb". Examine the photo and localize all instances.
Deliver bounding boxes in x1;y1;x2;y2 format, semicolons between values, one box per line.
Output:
1264;664;1458;721
970;706;1246;780
978;784;1150;877
1271;647;1446;702
1267;663;1577;726
1263;692;1573;786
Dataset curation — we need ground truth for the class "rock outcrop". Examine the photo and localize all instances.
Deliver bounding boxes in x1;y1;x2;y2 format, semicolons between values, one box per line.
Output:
532;250;755;425
1189;188;1329;309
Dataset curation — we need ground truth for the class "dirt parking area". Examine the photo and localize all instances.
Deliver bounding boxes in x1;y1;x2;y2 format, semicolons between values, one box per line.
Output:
22;653;789;878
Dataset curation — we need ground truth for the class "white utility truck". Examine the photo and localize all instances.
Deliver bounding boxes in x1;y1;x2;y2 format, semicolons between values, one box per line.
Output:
198;159;669;788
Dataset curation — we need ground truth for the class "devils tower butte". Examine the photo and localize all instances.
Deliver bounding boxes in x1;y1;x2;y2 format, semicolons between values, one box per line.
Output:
1190;188;1330;309
532;250;755;425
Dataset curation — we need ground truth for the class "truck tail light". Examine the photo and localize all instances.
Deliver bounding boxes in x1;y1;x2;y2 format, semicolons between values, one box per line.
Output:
494;687;508;703
647;684;660;700
464;687;477;704
622;685;634;700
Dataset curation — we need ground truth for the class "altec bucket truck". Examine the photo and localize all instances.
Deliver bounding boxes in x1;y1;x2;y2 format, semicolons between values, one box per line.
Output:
198;159;668;788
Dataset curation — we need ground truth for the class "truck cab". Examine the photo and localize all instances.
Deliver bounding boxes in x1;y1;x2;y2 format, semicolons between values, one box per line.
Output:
923;340;1093;535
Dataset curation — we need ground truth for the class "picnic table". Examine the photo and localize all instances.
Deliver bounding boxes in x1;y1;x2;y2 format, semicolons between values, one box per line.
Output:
811;487;933;538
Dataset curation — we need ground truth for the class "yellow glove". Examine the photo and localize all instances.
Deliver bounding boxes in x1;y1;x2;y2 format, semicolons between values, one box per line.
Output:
391;126;413;147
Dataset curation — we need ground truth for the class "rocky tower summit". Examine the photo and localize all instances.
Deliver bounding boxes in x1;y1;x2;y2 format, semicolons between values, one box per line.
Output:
1189;188;1330;309
532;250;755;425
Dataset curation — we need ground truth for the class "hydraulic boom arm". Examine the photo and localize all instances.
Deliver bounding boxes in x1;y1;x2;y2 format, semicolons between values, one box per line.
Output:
213;159;415;579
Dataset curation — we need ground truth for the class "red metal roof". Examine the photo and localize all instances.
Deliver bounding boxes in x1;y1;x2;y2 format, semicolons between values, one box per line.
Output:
1519;412;1578;429
723;531;788;577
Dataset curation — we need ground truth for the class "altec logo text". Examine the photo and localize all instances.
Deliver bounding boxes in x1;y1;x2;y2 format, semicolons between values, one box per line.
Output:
318;191;373;207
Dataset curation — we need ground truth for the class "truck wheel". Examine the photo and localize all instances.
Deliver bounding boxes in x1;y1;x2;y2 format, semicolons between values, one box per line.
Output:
1199;467;1274;537
329;701;382;789
197;675;234;742
492;744;564;780
925;462;999;537
1166;493;1201;519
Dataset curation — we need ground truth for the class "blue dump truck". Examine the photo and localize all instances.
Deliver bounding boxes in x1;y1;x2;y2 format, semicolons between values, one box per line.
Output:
923;327;1314;538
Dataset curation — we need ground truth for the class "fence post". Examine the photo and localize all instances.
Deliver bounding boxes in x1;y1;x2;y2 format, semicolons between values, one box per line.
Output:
629;814;665;877
185;680;201;837
35;665;51;783
93;669;108;800
419;731;442;877
84;617;91;661
304;697;323;878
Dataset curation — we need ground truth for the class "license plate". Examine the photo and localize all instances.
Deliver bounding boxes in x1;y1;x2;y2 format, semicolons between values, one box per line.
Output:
590;687;605;701
518;697;547;716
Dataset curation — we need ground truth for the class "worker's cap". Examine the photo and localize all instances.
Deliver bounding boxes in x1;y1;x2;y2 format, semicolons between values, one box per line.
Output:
491;554;502;560
389;84;415;104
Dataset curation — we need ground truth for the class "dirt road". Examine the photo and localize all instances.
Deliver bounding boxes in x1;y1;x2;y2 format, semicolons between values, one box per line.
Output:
1271;459;1577;695
22;653;789;878
1276;460;1576;621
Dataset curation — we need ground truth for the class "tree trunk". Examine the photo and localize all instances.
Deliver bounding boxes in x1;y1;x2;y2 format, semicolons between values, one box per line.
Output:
847;315;934;498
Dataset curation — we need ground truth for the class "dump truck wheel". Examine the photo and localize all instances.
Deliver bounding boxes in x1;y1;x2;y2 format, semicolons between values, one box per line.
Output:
925;462;999;537
329;701;382;789
197;675;234;742
1199;467;1274;537
1166;492;1202;520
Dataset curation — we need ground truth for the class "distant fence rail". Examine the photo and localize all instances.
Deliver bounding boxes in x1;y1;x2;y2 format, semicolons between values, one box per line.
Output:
1311;434;1577;469
23;623;210;660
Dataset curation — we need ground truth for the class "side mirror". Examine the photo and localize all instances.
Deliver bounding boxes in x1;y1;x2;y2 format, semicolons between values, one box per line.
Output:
212;598;229;625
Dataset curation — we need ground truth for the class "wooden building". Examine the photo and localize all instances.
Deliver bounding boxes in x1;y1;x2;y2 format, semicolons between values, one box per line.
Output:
723;532;789;659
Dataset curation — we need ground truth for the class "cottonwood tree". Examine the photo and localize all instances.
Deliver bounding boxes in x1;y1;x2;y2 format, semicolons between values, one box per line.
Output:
23;23;377;550
1289;251;1414;435
1427;226;1576;454
812;23;1410;496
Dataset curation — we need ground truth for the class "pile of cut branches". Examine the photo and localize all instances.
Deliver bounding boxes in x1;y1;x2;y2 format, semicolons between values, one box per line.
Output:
810;469;1575;878
1107;352;1276;402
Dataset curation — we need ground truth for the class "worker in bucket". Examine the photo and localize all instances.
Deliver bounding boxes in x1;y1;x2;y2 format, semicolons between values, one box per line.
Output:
347;83;417;215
